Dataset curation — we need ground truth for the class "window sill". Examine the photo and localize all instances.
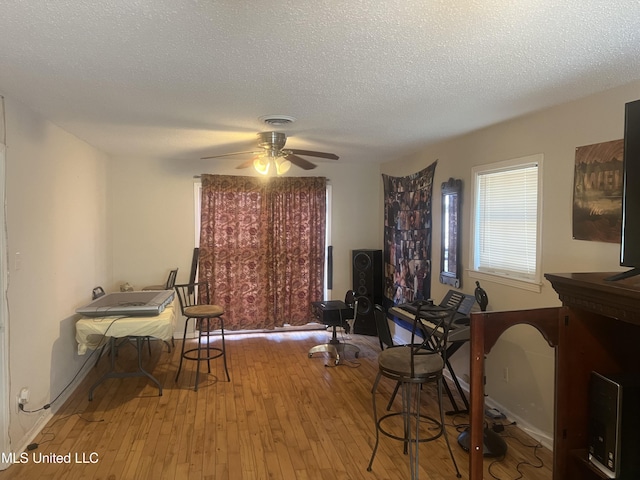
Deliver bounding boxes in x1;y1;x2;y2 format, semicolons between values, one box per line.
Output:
468;269;542;293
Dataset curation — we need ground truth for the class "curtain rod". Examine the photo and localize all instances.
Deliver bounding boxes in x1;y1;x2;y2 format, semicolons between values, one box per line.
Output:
193;174;330;183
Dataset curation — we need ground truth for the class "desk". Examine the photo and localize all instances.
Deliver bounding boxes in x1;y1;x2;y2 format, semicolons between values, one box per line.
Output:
75;302;177;400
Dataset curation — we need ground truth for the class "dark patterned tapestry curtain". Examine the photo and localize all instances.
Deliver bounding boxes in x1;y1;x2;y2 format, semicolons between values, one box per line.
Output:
382;162;437;308
198;174;326;330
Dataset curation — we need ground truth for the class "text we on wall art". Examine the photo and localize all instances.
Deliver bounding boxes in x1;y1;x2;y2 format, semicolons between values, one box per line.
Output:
572;139;623;243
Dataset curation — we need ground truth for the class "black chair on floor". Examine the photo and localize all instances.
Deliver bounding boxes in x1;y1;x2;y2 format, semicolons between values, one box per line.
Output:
367;300;461;480
174;282;230;390
308;290;360;365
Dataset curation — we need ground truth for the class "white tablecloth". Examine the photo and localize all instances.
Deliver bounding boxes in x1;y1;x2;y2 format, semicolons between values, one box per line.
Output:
75;301;177;355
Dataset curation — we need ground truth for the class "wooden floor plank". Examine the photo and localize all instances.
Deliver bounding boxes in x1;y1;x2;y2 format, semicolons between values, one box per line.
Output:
0;330;552;479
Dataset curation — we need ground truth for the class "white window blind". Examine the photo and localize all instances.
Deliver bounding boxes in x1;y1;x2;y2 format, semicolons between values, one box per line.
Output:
472;156;541;284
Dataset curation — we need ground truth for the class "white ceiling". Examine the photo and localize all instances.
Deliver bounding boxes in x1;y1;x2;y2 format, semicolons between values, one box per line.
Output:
1;1;640;167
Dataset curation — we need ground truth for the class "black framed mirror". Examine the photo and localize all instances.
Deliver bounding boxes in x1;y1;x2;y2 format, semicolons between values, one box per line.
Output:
440;178;462;288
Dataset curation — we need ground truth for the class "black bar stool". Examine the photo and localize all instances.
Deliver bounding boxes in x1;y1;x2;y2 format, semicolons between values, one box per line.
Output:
174;282;230;390
367;300;461;479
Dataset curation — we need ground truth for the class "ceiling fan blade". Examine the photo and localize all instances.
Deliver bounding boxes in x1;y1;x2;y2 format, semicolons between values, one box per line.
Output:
284;154;317;170
201;150;260;160
235;159;254;169
287;149;339;160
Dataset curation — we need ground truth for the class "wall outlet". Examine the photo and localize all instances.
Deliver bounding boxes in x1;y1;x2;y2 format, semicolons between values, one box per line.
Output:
502;367;509;383
18;387;29;405
16;388;29;413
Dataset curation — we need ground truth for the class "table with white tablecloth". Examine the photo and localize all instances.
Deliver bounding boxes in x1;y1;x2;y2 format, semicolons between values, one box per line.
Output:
75;302;177;399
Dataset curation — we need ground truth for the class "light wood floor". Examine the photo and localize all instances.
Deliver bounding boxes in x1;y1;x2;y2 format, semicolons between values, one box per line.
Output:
0;330;552;479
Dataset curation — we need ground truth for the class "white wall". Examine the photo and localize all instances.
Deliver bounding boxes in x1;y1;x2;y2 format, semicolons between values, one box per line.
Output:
4;96;110;453
382;79;640;443
107;156;383;302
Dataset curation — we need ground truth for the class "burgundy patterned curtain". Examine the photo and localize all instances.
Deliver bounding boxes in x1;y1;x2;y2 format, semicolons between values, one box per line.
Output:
198;174;326;330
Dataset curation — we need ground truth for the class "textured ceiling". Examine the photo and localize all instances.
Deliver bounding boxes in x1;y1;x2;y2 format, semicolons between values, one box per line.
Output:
1;1;640;166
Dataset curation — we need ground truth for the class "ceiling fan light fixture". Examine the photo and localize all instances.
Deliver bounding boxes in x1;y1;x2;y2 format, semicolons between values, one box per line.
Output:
259;115;296;127
252;156;291;176
275;157;291;175
253;157;270;175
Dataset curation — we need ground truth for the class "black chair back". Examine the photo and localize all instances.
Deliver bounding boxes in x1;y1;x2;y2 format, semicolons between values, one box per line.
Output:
344;289;355;307
188;248;199;294
174;282;211;314
91;286;105;300
165;268;179;289
373;305;394;349
409;300;460;377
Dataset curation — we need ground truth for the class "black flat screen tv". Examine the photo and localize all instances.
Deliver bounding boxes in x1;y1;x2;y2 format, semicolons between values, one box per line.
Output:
607;99;640;281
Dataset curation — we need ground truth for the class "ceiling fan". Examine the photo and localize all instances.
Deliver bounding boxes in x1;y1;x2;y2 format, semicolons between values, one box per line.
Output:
201;131;339;175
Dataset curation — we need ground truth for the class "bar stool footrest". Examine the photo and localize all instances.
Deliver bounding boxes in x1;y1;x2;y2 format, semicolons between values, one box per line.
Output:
376;411;444;444
182;346;224;362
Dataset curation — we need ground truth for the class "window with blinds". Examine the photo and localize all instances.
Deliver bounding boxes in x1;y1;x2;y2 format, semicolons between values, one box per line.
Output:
470;154;543;291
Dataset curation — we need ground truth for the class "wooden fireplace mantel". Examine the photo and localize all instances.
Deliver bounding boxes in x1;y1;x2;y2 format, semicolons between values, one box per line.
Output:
468;272;640;479
545;272;640;324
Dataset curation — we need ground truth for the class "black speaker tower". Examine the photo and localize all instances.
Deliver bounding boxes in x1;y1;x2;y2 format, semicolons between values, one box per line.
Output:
351;249;383;336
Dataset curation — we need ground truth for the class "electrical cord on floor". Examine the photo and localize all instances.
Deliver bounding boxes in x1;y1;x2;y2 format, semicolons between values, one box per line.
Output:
491;421;517;432
25;411;104;451
487;424;544;480
449;414;470;432
325;357;361;368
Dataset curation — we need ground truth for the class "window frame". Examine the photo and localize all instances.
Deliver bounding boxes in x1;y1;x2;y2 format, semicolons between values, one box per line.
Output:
469;154;544;293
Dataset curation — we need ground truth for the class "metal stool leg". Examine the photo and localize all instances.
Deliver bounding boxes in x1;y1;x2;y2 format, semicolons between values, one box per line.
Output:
387;381;401;410
175;317;191;382
220;317;230;381
406;382;420;480
195;324;203;391
439;377;462;477
205;320;212;373
367;372;383;472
